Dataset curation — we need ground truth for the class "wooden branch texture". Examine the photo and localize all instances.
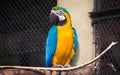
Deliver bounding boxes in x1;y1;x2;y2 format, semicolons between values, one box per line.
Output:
0;42;118;75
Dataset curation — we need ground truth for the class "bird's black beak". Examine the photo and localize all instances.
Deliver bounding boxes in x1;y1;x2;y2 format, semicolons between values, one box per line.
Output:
49;12;59;25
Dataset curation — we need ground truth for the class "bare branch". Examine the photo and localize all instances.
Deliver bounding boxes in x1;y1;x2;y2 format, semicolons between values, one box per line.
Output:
0;41;118;71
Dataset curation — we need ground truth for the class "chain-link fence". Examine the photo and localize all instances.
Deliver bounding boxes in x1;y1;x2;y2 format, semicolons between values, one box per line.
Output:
96;0;120;11
0;0;57;67
1;0;120;75
94;18;120;75
91;0;120;75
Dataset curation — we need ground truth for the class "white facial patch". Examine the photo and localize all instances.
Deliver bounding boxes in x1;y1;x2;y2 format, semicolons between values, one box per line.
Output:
58;15;65;21
51;10;65;21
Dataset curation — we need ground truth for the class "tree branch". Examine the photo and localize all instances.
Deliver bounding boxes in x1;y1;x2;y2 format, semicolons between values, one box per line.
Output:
0;41;118;72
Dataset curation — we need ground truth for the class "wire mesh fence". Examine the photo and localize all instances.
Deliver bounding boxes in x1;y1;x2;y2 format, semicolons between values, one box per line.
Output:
92;0;120;75
94;18;120;75
0;0;120;75
96;0;120;11
0;0;57;67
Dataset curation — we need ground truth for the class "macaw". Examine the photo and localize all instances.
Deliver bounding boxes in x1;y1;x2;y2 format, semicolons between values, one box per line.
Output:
46;6;78;67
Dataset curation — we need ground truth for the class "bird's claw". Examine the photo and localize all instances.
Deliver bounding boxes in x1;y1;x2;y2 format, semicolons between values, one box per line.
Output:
64;64;71;68
53;64;64;68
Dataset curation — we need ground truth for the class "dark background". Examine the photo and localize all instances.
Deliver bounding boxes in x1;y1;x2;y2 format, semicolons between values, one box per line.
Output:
90;0;120;75
0;0;57;67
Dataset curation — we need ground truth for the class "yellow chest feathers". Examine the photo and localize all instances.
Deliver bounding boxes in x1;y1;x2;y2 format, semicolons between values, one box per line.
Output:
52;26;75;66
55;26;74;56
57;26;74;41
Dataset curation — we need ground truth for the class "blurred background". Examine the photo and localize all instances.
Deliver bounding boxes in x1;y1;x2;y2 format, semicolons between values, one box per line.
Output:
0;0;94;66
0;0;120;75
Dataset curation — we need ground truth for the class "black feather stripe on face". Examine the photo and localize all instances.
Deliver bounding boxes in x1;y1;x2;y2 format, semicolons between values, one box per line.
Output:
57;18;67;26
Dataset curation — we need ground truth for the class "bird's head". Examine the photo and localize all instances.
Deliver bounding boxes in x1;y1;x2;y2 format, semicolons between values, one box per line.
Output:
49;6;71;26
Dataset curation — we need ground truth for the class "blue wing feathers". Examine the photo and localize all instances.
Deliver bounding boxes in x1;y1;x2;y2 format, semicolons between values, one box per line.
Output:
46;25;57;67
46;26;78;67
72;27;78;52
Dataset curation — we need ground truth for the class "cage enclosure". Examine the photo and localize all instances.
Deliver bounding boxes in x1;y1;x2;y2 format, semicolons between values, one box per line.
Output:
0;0;57;67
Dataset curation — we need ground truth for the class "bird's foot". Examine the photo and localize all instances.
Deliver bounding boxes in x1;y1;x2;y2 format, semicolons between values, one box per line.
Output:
53;64;64;68
64;64;71;68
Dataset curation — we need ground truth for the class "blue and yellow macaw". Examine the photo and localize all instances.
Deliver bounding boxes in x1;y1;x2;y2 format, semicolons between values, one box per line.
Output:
46;6;78;67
